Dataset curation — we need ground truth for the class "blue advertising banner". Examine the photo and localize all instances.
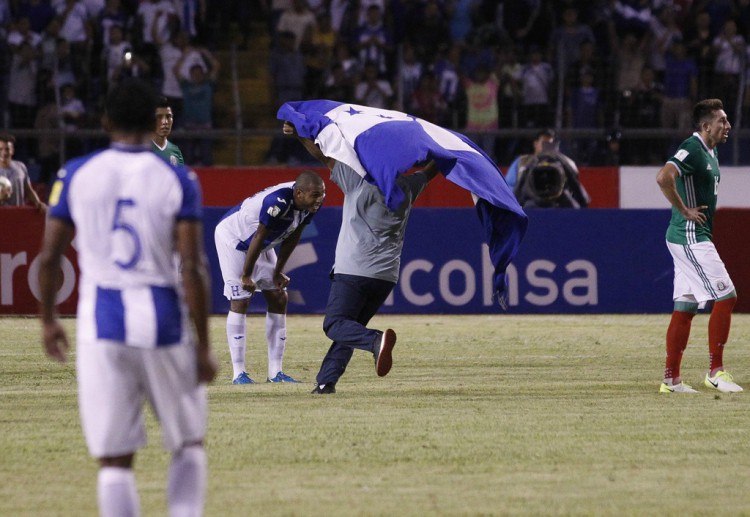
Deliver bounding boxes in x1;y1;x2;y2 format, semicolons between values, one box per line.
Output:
204;208;675;314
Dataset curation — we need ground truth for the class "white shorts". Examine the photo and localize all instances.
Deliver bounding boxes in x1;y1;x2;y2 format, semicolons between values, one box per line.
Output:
214;223;278;300
667;240;734;305
76;340;207;458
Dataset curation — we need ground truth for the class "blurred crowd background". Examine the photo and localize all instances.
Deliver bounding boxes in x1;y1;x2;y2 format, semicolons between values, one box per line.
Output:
3;0;750;180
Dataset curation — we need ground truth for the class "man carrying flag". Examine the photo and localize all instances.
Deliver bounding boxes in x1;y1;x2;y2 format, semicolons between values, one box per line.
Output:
278;100;527;394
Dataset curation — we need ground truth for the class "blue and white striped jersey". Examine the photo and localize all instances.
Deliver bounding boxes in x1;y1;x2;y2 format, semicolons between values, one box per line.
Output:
48;143;202;348
216;181;314;252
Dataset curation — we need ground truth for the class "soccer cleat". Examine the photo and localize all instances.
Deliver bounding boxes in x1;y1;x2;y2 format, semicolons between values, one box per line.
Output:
232;372;255;385
311;383;336;394
659;382;698;394
267;371;301;383
374;329;397;377
704;371;744;393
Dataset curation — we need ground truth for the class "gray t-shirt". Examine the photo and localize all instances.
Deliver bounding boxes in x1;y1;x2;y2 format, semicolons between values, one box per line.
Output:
331;161;428;283
0;160;28;206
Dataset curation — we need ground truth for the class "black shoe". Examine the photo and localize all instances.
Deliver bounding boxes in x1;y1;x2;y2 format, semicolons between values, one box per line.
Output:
311;383;336;394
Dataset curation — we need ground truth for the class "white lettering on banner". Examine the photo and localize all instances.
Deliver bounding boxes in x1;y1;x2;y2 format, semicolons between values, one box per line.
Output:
28;254;76;304
401;259;434;305
1;253;28;305
1;252;76;306
562;260;598;305
438;260;476;306
395;246;598;308
524;260;558;305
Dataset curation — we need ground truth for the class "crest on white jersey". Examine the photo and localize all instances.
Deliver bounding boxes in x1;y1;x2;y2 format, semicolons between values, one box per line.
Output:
267;205;281;217
675;149;689;161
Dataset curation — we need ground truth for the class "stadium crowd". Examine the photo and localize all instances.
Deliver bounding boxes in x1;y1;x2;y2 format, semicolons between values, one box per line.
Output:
4;0;750;170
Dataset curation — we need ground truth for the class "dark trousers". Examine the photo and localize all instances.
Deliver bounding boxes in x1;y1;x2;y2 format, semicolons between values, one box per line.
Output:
316;273;395;385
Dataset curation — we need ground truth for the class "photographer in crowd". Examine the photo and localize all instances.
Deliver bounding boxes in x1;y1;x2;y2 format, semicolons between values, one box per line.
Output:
506;129;590;209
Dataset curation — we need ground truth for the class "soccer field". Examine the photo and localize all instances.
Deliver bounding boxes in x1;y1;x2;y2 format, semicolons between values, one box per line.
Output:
2;314;750;515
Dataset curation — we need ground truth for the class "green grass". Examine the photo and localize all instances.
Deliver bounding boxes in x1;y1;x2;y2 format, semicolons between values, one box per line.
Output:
2;314;750;515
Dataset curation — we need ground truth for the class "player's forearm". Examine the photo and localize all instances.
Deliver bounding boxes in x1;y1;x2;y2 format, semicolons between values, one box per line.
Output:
181;257;210;349
241;240;264;277
38;250;61;323
298;137;334;169
274;230;303;274
657;168;689;214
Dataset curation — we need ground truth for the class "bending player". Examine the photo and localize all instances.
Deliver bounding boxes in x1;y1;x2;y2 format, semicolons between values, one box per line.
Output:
214;172;326;384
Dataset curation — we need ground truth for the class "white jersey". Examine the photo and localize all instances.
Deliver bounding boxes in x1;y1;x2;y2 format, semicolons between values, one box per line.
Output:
215;181;314;253
48;143;202;348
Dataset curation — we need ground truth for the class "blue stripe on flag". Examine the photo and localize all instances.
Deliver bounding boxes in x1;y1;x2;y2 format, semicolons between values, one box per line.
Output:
95;287;126;342
151;286;182;346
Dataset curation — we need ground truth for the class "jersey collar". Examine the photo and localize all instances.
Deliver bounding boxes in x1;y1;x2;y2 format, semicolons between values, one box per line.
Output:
111;142;151;152
692;132;715;156
151;139;169;151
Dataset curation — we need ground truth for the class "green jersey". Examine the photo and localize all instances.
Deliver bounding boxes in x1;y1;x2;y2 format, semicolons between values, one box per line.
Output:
665;133;720;245
151;139;184;166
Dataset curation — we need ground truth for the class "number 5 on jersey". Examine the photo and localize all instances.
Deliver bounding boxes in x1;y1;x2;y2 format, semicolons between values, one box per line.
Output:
112;198;142;269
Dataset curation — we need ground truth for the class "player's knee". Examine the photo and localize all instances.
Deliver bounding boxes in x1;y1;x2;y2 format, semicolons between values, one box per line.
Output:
99;453;135;468
264;290;287;313
229;299;250;314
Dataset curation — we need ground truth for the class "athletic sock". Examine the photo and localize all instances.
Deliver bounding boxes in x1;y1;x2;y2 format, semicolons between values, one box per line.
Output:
226;311;246;378
98;467;140;517
266;312;286;379
664;310;695;381
708;296;737;375
167;445;207;517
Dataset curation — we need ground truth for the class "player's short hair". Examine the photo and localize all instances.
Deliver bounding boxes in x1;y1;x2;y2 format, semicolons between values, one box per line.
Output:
0;133;15;144
295;170;324;190
156;96;171;110
105;78;158;133
693;99;724;128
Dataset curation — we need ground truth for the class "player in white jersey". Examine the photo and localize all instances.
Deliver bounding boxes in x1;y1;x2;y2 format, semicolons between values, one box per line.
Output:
215;172;326;384
39;78;218;517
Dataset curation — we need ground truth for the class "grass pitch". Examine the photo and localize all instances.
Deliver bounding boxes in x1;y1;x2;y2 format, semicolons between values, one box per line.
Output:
2;314;750;516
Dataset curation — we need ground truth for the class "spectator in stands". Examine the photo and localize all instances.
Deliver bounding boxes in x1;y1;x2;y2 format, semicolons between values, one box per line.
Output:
661;41;697;132
98;0;129;49
332;41;360;84
519;45;553;128
57;0;92;79
177;46;219;166
591;128;623;166
446;0;477;44
323;63;353;102
109;43;151;86
647;6;682;81
39;18;62;73
355;4;391;75
60;82;86;130
33;88;61;185
410;72;447;124
53;38;79;90
464;64;498;160
713;18;744;117
434;43;463;128
7;16;43;49
305;12;336;98
354;60;394;109
496;45;521;129
156;30;196;125
567;70;601;164
18;0;57;34
407;0;450;65
549;6;594;70
398;43;422;111
685;11;714;99
276;0;316;52
7;41;38;134
177;0;206;41
103;24;130;88
621;66;662;164
269;30;305;108
0;134;46;210
617;31;646;94
136;0;178;77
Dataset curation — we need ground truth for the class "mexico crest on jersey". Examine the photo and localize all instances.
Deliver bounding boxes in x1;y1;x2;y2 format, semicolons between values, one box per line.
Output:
170;155;178;165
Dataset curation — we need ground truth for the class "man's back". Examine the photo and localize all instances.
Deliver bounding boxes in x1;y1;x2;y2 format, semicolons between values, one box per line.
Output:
332;161;427;283
48;144;201;347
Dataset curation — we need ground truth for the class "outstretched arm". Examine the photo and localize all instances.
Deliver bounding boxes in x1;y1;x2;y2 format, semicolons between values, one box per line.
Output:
283;121;335;170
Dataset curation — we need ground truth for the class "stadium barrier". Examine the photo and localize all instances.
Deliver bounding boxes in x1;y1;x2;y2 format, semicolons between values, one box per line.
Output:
3;206;748;315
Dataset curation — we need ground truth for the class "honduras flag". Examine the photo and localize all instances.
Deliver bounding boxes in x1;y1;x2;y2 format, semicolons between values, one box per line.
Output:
277;100;527;306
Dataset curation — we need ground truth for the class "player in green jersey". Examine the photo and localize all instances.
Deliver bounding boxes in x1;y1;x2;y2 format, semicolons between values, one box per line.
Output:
151;97;185;166
656;98;742;394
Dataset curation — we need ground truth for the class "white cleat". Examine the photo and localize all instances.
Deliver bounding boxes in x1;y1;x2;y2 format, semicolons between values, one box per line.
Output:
704;371;743;393
660;382;699;394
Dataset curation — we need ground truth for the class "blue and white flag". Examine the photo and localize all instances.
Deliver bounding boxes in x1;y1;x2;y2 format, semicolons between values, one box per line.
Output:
277;100;527;305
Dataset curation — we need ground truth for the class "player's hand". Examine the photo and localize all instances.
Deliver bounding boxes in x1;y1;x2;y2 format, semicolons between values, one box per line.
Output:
681;205;708;225
240;275;256;292
43;320;69;363
273;272;290;290
282;121;297;136
196;349;218;383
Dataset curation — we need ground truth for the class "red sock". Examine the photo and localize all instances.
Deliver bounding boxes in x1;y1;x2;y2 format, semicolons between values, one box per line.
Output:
708;297;737;373
665;311;695;381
